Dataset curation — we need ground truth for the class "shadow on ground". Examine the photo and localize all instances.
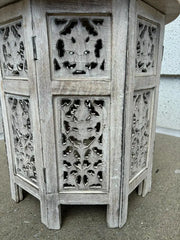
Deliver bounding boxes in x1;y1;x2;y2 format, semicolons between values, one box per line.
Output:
0;134;179;240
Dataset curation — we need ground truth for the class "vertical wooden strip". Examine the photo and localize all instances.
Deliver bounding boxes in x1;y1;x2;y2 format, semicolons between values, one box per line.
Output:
107;0;129;228
119;0;136;228
31;0;61;228
23;0;46;194
31;0;58;194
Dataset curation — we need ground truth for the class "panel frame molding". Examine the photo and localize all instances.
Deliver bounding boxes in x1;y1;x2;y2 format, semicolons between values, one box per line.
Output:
129;88;155;181
5;94;38;186
54;96;110;193
47;13;112;81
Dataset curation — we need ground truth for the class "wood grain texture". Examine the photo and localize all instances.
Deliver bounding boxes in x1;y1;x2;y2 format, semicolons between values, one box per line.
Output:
40;0;111;13
14;175;40;199
23;0;46;201
31;0;113;229
134;76;156;90
52;80;111;95
129;168;148;194
0;0;167;230
40;193;61;229
2;80;29;95
0;0;179;24
59;192;109;205
119;0;136;228
106;0;129;228
31;0;59;194
130;1;165;193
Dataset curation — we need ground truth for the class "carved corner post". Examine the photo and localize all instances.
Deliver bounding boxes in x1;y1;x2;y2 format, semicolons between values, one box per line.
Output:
120;0;165;227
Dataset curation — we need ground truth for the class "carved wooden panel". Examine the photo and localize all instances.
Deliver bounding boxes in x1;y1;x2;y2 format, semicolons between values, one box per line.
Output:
48;16;111;79
129;90;153;180
55;97;109;191
0;19;28;78
135;18;159;75
7;95;37;184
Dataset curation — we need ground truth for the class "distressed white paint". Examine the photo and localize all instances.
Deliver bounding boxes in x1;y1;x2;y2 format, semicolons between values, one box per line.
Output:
55;96;110;191
48;15;111;80
0;0;175;231
0;6;179;137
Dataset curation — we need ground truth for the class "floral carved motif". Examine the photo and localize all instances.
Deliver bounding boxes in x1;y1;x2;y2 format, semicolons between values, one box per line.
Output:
0;20;28;77
57;97;109;190
7;95;37;184
48;16;111;79
136;18;158;75
130;91;152;180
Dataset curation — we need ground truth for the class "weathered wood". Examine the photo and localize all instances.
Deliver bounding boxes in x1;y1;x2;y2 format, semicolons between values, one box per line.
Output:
0;0;168;230
14;175;40;200
0;0;27;204
107;0;129;228
129;169;148;194
23;0;46;205
39;0;111;14
2;80;30;95
134;77;156;91
137;1;165;197
31;0;59;195
135;0;165;198
59;193;109;205
48;14;111;80
40;193;61;229
0;0;179;23
0;0;45;206
121;0;165;228
55;96;110;192
119;0;136;228
52;81;111;96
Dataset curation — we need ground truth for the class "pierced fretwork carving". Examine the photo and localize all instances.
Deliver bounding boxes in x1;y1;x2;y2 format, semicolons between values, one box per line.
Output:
56;97;109;191
136;18;158;75
48;16;111;79
129;90;153;180
0;20;28;77
7;95;37;184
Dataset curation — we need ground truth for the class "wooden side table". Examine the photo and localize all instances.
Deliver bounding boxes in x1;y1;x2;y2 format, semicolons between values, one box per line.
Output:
0;0;179;229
